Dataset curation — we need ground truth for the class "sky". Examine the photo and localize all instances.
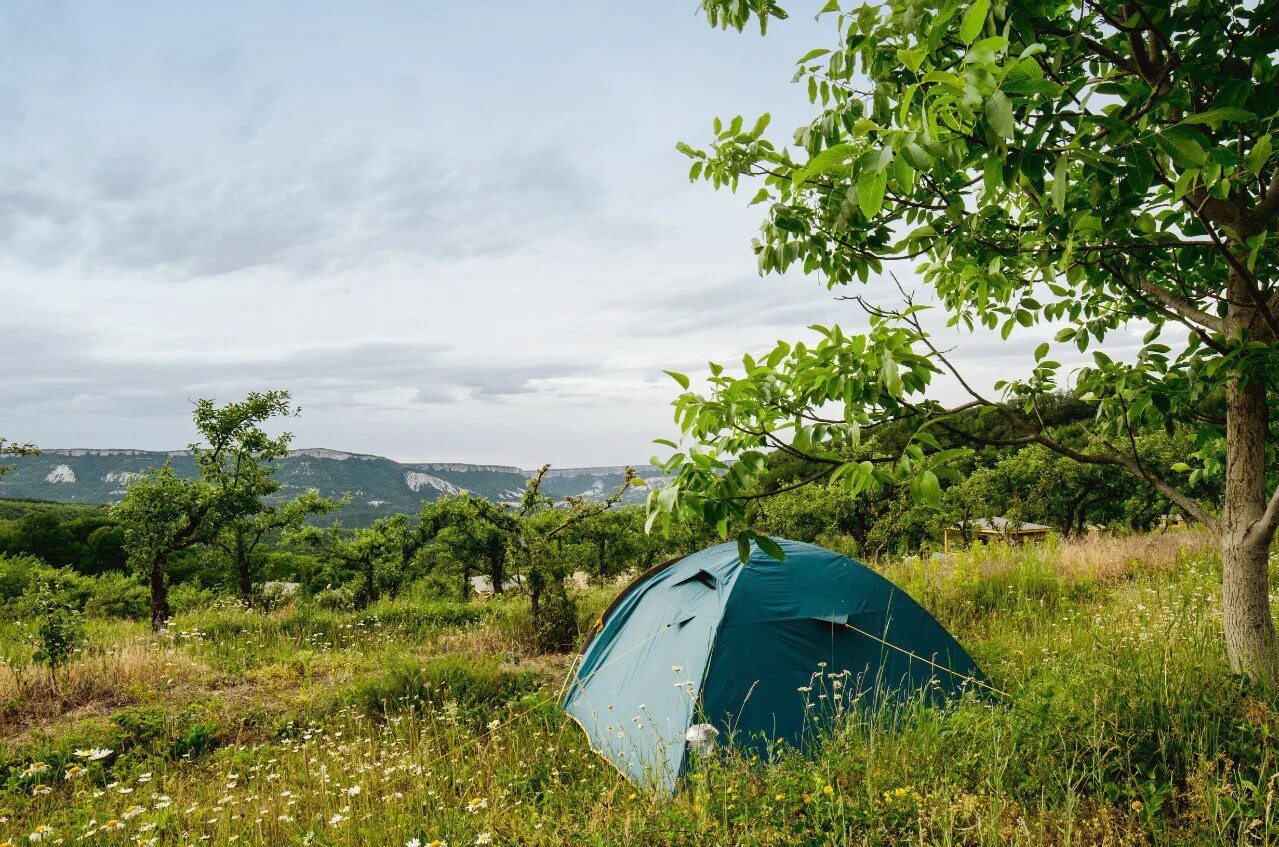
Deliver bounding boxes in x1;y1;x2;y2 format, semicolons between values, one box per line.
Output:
0;2;1130;467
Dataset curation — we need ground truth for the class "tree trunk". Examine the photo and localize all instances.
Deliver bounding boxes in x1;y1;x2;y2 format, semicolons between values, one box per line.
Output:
529;568;544;639
150;555;170;633
1222;369;1279;682
488;548;504;594
236;534;253;600
237;558;252;599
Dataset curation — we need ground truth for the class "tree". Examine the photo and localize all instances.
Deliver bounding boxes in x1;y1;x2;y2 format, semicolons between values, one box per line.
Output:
425;495;511;599
474;465;642;652
216;489;339;600
79;523;129;575
114;391;304;630
310;522;391;605
112;463;212;631
656;1;1279;679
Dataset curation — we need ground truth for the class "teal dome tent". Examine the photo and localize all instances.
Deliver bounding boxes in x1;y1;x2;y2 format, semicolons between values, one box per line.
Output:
562;538;985;794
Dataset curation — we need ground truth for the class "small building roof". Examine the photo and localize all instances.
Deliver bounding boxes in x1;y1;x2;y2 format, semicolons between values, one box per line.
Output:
952;516;1051;533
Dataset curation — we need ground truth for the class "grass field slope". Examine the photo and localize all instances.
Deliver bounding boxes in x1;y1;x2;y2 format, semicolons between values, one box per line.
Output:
2;529;1272;846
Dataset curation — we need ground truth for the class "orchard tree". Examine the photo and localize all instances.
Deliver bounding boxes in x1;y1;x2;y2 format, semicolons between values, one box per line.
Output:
474;465;641;651
114;391;305;630
217;489;339;599
426;494;511;598
654;1;1279;679
113;463;215;631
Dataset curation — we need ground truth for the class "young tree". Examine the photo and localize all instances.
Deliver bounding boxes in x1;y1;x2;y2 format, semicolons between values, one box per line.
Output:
114;391;303;630
474;465;642;651
656;1;1279;679
112;463;214;631
28;584;86;698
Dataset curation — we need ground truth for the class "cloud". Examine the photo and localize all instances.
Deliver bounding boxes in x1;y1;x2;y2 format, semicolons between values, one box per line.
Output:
0;323;603;421
0;144;614;278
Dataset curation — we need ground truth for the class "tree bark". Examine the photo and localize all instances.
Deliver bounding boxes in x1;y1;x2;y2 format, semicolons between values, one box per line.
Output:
150;555;170;633
1222;369;1279;682
488;547;505;594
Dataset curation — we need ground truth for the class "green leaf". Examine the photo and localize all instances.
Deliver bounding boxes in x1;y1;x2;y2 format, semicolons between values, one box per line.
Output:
794;143;860;188
796;48;831;64
897;48;925;73
917;470;942;505
775;214;804;233
858;169;888;219
664;370;691;390
1178;107;1255;126
675;141;701;159
1035;341;1049;361
880;356;902;396
958;0;989;45
985;91;1015;138
736;532;753;563
750;113;771;137
1051;155;1068;213
754;534;786;561
983;156;1004;197
1157;126;1210;168
1248;136;1272;176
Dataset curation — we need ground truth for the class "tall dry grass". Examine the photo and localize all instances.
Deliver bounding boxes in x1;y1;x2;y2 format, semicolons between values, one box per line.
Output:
0;638;210;735
1054;526;1218;580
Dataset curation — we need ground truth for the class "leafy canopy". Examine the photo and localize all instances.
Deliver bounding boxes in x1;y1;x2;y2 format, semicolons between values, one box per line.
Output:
653;0;1279;549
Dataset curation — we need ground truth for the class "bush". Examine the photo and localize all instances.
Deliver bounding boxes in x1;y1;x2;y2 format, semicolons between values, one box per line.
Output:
313;584;355;611
534;588;579;653
0;553;42;604
83;572;148;619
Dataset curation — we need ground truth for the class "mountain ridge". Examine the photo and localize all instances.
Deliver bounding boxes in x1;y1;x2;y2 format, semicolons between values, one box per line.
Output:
0;448;664;526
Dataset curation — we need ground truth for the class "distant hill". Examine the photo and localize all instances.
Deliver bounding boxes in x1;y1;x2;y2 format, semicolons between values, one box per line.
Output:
0;449;664;526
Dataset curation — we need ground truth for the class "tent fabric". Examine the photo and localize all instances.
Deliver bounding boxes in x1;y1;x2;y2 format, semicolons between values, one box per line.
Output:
561;538;985;794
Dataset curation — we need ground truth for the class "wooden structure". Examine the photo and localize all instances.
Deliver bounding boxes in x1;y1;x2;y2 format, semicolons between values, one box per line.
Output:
944;516;1052;553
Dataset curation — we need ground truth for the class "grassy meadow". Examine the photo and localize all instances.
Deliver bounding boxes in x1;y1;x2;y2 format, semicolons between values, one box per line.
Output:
2;529;1277;846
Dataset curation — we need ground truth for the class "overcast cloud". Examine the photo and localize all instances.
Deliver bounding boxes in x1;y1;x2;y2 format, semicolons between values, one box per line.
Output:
0;2;1121;467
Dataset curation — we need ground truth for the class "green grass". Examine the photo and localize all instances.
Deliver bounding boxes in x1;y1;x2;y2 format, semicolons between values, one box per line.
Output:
2;535;1277;845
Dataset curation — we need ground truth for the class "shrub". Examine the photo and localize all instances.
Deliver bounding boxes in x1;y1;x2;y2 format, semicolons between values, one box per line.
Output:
83;572;148;619
0;553;42;603
534;588;578;653
313;584;355;611
30;587;86;695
